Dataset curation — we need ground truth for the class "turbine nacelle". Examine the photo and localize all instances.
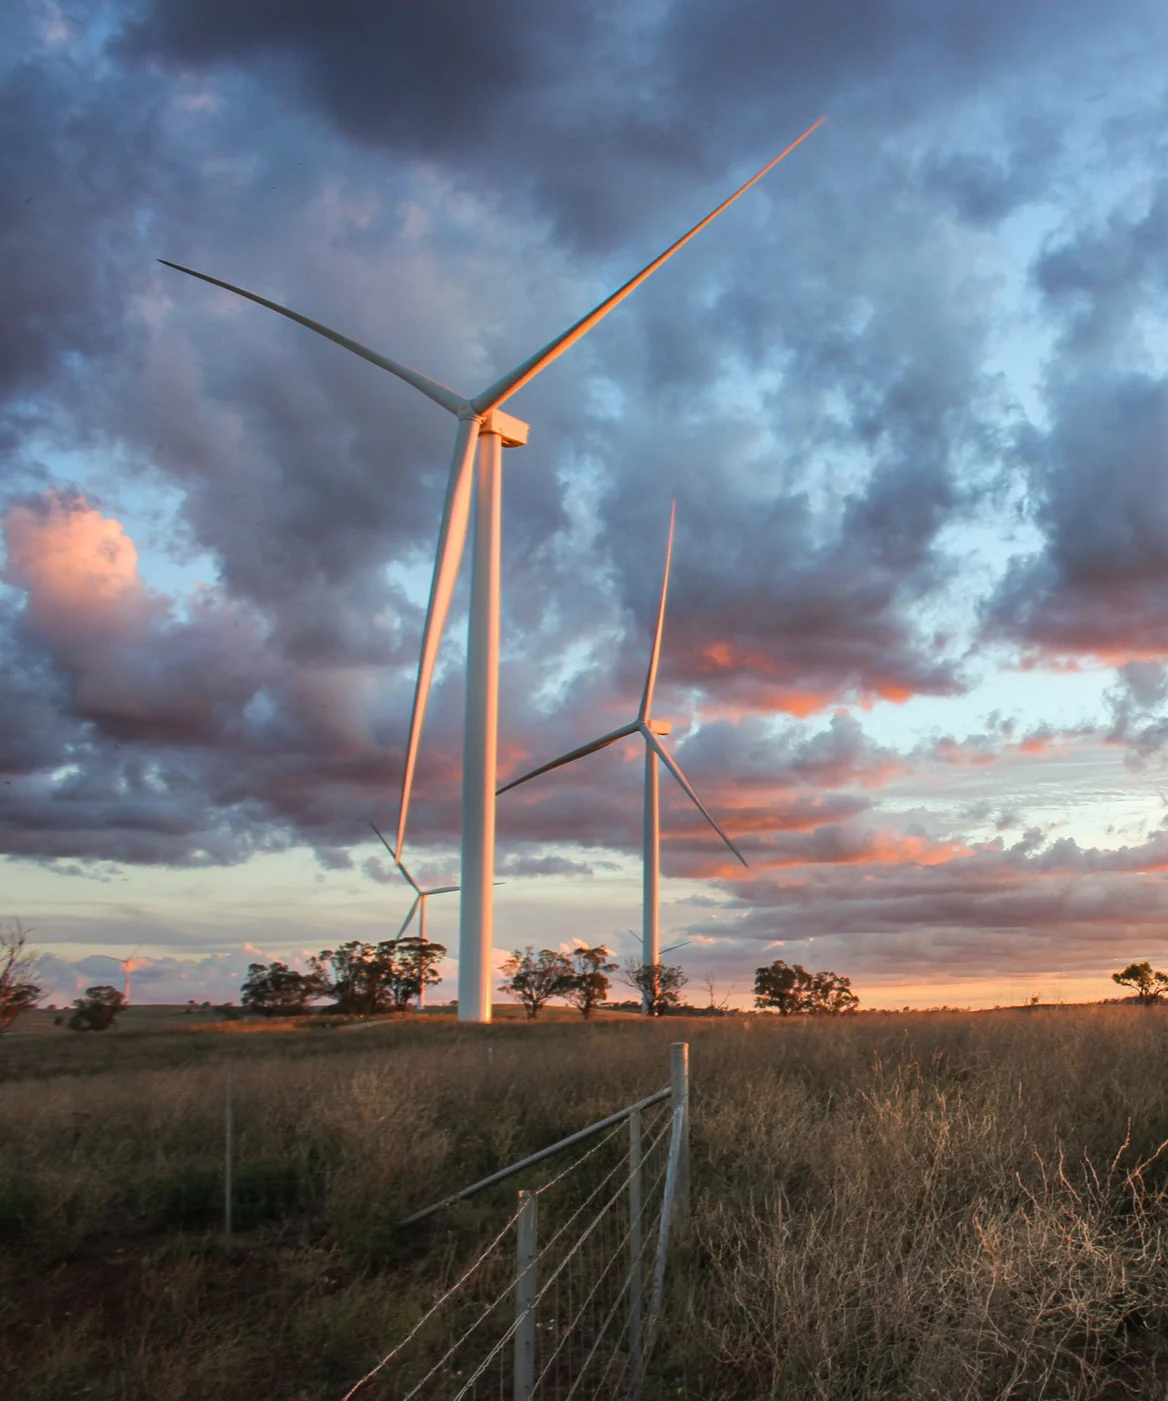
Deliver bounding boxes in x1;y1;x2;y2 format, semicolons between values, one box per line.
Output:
648;720;672;736
478;406;529;448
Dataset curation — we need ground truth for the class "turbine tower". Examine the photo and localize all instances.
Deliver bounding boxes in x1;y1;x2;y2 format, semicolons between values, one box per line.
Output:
498;506;747;1007
160;118;821;1023
370;822;458;1009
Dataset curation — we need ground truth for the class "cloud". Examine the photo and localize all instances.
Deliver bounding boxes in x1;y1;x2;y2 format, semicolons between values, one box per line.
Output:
692;826;1168;980
497;851;599;879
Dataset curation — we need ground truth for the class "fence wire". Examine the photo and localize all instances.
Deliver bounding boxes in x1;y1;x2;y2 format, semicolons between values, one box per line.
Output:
345;1094;677;1401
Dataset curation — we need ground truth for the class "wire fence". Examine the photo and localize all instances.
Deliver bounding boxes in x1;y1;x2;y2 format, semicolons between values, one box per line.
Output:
342;1043;689;1401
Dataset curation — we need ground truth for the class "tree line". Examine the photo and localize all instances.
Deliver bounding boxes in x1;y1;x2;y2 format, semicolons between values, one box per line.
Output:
240;935;448;1015
497;950;861;1017
10;906;1168;1032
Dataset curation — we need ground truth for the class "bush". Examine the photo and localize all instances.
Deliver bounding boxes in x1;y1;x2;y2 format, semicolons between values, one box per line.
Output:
69;986;125;1031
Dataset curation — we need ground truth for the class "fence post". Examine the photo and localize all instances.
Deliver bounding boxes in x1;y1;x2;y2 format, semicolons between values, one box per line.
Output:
628;1106;644;1385
670;1041;689;1224
514;1189;538;1401
648;1041;691;1334
224;1067;234;1241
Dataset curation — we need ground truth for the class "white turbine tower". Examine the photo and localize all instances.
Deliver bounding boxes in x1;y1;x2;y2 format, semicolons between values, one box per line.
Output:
161;117;821;1023
369;821;458;1009
498;506;746;1004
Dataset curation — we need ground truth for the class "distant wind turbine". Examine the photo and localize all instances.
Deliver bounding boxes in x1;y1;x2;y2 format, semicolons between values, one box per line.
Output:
93;948;143;1005
498;506;746;1006
160;116;821;1023
370;822;458;1009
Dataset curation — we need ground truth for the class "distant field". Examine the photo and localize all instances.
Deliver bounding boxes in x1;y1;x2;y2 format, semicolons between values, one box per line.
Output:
4;1007;1168;1398
8;1000;642;1035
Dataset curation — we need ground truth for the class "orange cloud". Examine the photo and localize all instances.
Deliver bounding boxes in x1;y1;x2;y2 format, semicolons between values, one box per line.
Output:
693;641;922;717
2;491;161;639
671;826;970;880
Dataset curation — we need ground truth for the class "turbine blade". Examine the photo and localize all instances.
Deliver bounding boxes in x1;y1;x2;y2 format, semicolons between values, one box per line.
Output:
395;415;482;860
158;260;468;417
426;884;461;896
397;861;422;896
639;501;676;722
497;721;639;794
471;117;825;413
369;820;422;892
644;728;748;868
397;896;421;939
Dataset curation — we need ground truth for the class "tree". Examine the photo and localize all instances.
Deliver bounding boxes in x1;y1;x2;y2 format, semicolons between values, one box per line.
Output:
0;919;44;1037
307;939;447;1015
386;936;447;1011
702;974;734;1013
310;941;398;1015
240;961;326;1016
754;960;859;1015
1112;961;1168;1006
753;959;805;1015
69;986;125;1031
498;947;573;1019
560;946;618;1019
804;968;860;1015
623;962;688;1017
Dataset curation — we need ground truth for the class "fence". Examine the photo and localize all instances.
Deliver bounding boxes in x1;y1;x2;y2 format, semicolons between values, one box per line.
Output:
342;1041;690;1401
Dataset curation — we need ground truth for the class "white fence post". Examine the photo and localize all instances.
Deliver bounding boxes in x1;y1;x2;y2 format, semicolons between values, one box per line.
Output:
628;1105;644;1382
224;1067;235;1240
514;1189;538;1401
670;1040;689;1224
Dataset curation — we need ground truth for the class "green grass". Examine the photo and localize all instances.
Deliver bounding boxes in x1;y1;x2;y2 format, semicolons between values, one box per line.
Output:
4;1008;1168;1397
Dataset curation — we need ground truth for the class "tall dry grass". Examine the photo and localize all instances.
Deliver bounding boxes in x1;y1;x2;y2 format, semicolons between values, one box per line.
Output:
3;1008;1168;1397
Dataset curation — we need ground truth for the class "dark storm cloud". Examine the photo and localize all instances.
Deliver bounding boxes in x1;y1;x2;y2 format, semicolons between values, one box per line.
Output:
123;0;598;165
985;160;1168;661
0;11;169;398
985;375;1168;658
123;0;1120;247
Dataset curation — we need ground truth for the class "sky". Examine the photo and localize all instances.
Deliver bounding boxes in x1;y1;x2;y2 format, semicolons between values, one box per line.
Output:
5;0;1168;1010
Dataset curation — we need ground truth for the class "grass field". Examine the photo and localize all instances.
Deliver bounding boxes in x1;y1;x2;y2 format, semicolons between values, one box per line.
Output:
4;1005;1168;1398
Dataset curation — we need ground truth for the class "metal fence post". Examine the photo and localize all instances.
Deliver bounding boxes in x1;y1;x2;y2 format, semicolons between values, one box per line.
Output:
514;1189;538;1401
628;1106;644;1384
670;1041;689;1224
224;1067;234;1241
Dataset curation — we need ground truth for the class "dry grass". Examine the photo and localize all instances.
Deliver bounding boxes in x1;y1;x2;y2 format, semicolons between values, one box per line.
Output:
4;1007;1168;1398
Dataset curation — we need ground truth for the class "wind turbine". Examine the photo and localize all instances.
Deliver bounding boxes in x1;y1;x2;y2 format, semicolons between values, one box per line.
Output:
370;821;458;1009
93;948;143;1005
498;505;746;1009
160;117;822;1023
